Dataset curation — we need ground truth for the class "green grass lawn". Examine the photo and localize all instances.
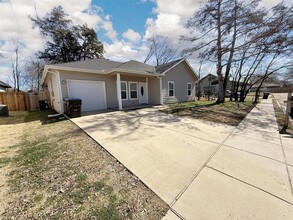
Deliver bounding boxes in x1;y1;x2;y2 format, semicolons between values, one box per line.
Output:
162;100;255;126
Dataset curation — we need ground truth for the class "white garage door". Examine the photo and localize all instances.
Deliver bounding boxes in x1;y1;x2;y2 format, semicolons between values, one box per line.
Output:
67;80;107;112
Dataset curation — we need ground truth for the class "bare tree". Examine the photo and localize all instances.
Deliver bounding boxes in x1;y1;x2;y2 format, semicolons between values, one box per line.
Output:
144;35;179;65
9;42;29;92
182;0;267;103
11;44;22;92
25;56;45;91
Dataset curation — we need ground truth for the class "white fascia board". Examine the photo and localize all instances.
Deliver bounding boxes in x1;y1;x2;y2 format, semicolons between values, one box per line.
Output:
183;59;199;79
40;65;49;85
109;68;160;77
41;65;160;86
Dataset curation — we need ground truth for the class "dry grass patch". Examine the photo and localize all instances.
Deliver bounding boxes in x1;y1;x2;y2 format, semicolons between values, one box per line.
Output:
162;100;254;126
272;97;293;135
0;110;168;220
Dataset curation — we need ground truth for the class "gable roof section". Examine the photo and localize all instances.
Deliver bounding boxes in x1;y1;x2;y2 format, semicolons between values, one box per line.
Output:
117;60;156;74
0;80;11;88
196;74;217;83
155;58;184;74
156;58;199;79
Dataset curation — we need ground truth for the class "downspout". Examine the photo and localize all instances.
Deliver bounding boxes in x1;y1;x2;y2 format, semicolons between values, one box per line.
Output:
56;71;64;113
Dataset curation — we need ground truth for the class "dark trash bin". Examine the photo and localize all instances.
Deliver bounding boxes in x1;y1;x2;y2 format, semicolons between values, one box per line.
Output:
64;98;82;118
263;92;270;99
0;105;9;117
38;100;49;110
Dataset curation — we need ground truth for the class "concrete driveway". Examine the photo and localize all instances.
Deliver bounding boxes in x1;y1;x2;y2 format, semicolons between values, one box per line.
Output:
72;100;293;220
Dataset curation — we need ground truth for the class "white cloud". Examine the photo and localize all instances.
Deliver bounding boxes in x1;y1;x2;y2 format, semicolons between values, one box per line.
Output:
102;19;118;42
104;40;147;62
122;29;141;42
0;0;119;83
153;0;199;18
0;66;11;84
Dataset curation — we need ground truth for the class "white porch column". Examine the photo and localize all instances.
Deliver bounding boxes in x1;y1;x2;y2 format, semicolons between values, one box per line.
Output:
159;76;163;105
116;73;122;110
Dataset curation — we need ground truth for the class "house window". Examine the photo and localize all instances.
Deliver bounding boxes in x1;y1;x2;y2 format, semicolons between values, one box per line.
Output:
129;82;138;99
121;81;128;100
168;81;175;97
187;83;192;96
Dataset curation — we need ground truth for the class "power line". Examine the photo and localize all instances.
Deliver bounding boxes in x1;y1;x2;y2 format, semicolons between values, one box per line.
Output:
33;0;39;18
8;0;22;35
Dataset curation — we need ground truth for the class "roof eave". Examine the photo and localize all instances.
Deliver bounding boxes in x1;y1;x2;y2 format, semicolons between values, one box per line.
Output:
109;68;160;77
41;65;110;85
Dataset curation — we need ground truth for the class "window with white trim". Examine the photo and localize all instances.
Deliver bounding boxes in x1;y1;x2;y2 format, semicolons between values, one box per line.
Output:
121;81;128;100
187;83;192;96
168;81;175;97
129;82;138;99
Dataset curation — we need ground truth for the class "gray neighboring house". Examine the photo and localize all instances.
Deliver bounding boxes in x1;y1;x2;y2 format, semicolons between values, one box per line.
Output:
196;74;250;96
0;80;11;92
250;83;281;92
41;58;198;113
195;74;218;96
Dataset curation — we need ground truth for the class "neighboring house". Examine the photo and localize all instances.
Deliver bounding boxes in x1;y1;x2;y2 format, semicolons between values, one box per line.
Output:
250;83;281;92
195;74;218;96
196;74;250;96
0;80;11;92
41;58;198;113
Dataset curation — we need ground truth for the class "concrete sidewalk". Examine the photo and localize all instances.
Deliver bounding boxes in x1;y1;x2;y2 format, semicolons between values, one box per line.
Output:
167;98;293;219
72;98;293;219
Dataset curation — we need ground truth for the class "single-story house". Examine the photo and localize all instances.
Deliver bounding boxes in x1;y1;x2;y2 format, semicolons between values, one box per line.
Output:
250;83;282;92
195;74;250;97
0;80;11;92
195;74;218;96
41;58;198;113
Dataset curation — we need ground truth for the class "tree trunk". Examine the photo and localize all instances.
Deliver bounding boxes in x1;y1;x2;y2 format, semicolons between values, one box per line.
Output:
216;0;224;103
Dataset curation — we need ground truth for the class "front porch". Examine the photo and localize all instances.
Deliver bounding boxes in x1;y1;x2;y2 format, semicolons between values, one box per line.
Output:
115;73;154;110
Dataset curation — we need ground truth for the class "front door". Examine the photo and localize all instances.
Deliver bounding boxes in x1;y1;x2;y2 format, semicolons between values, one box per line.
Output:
138;82;147;104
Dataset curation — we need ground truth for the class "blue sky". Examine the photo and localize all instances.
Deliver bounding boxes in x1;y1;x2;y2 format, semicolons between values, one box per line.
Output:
0;0;289;85
92;0;156;43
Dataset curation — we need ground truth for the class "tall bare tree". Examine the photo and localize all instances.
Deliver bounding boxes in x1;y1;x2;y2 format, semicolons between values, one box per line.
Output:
25;56;45;91
182;0;267;103
144;35;179;65
10;43;25;92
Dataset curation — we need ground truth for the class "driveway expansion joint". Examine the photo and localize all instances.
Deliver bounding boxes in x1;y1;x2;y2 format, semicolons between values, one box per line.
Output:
169;124;237;208
222;144;287;166
206;166;293;206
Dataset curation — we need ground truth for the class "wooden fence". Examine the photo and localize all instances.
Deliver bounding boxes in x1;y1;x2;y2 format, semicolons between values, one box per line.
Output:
0;91;50;111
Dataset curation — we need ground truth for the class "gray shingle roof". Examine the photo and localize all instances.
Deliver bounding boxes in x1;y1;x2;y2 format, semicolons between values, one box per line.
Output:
49;58;186;75
117;60;156;73
155;58;184;74
0;80;11;88
53;58;123;71
197;74;217;83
